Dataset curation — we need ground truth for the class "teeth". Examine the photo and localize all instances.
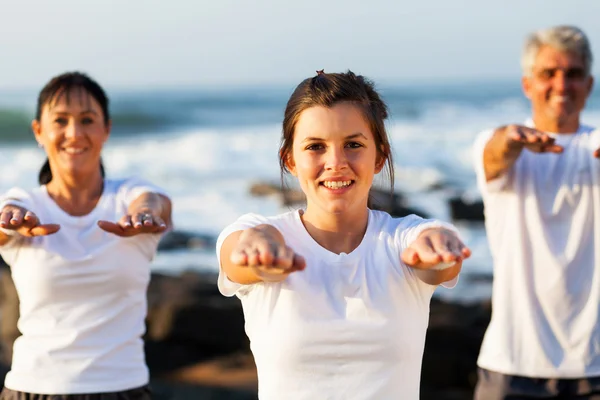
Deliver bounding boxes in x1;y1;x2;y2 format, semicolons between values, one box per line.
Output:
63;148;85;155
323;180;352;189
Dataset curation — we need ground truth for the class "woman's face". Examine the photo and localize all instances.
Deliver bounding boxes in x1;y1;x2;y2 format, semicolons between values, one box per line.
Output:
33;88;110;180
287;102;383;217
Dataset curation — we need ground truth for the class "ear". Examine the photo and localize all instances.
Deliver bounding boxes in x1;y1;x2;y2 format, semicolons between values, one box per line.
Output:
284;153;297;176
374;156;385;174
521;75;532;100
104;119;112;142
586;75;594;97
32;119;42;146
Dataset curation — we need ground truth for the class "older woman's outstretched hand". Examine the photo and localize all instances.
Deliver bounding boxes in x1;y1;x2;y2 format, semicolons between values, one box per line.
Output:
401;228;471;270
0;205;60;237
231;224;306;282
98;210;167;237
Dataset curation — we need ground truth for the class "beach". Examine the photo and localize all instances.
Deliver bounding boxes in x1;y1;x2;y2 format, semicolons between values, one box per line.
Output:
2;80;600;398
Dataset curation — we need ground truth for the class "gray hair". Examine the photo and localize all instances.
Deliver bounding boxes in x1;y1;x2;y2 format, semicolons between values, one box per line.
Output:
521;25;593;76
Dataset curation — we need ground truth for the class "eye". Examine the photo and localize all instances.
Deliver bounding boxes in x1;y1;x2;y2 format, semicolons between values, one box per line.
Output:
537;69;554;80
346;141;363;149
305;143;324;151
566;68;585;80
53;117;68;126
81;117;94;125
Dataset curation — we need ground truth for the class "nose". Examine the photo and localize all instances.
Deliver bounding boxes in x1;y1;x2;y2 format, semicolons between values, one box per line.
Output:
324;146;349;171
64;120;84;139
552;71;569;92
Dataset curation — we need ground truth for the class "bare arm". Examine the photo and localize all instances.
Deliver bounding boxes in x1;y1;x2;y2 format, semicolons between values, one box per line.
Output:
220;224;305;285
482;125;564;182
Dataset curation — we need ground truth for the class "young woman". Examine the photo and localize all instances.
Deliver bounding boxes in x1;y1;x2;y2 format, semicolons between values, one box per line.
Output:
0;72;171;399
217;71;471;399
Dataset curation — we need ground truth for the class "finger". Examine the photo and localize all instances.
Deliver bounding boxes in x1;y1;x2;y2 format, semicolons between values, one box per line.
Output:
412;238;444;265
291;254;306;271
9;209;24;226
119;215;133;229
401;247;421;266
231;249;249;266
542;144;564;153
427;232;460;261
273;246;294;270
97;220;127;236
0;210;14;228
28;224;60;236
143;214;154;227
153;215;168;230
131;213;144;229
23;211;40;227
246;248;261;267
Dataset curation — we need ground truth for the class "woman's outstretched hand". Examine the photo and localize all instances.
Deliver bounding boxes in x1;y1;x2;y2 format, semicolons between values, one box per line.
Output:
0;205;60;237
98;210;167;237
401;228;471;271
231;225;305;282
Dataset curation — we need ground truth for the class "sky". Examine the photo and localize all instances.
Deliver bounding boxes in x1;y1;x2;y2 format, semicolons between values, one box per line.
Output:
1;0;600;90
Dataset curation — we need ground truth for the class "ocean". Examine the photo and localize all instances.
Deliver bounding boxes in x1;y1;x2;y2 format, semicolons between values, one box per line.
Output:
2;80;599;300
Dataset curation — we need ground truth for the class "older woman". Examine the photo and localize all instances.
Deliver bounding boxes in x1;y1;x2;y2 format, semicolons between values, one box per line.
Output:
0;72;171;399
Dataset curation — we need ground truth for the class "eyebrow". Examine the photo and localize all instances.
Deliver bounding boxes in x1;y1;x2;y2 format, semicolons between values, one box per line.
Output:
301;132;369;143
50;109;99;116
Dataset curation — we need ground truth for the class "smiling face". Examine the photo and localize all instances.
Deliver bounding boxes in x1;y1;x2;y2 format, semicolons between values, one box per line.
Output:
286;102;384;218
523;45;594;132
33;87;111;181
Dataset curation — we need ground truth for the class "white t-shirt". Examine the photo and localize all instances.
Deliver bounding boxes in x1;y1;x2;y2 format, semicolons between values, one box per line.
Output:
217;209;458;400
0;178;166;394
474;122;600;378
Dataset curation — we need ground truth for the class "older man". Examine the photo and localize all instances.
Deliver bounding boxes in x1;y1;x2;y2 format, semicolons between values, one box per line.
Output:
473;25;600;399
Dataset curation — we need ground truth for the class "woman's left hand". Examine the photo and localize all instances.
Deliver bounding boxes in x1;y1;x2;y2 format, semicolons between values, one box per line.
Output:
98;210;167;237
401;228;471;270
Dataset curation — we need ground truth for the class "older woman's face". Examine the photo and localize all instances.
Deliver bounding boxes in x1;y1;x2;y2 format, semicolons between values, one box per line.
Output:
33;88;110;180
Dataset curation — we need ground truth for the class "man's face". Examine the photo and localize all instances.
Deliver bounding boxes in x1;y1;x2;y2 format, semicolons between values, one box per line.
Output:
522;45;594;131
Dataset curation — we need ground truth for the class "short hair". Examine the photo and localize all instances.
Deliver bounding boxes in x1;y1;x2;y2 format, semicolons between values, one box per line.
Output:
521;25;593;76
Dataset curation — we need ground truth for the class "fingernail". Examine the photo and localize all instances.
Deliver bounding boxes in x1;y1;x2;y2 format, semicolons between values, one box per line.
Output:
160;223;166;228
134;223;142;228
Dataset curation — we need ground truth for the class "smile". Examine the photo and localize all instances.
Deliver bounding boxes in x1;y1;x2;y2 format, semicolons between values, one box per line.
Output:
321;180;354;189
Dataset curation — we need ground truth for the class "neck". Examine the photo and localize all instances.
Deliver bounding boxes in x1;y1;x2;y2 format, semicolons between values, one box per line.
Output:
300;205;369;255
45;170;104;216
532;114;580;134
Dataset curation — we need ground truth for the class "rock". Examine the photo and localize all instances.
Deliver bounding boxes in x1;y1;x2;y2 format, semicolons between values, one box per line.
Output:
158;231;216;251
449;196;484;222
420;298;491;399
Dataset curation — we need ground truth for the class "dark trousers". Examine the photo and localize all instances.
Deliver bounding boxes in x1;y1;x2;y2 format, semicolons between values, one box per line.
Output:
475;368;600;399
0;386;151;400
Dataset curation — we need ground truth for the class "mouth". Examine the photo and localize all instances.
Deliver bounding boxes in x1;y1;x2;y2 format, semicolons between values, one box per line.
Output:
320;180;355;190
61;147;87;156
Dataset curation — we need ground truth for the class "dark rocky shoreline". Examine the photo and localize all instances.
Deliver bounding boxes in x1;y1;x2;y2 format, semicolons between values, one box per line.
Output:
0;266;490;400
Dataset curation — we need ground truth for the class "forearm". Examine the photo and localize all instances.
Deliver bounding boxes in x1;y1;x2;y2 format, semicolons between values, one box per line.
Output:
0;231;12;247
413;262;462;286
483;126;523;181
129;192;172;227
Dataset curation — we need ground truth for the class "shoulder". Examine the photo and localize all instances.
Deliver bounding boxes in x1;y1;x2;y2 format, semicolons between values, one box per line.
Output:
0;186;44;209
217;210;299;244
369;209;427;235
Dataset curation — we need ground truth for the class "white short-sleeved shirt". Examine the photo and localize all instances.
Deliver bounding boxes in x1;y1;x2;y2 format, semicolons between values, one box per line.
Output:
0;177;166;394
216;209;458;400
474;122;600;378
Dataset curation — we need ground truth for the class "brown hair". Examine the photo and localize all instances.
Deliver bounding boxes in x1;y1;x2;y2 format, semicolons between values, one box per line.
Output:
279;70;394;191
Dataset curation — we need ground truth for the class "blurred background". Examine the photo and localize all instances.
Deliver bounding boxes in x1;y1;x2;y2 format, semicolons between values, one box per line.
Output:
1;1;599;398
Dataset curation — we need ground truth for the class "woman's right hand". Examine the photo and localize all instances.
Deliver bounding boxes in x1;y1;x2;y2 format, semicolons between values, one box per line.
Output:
230;225;306;282
0;205;60;237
